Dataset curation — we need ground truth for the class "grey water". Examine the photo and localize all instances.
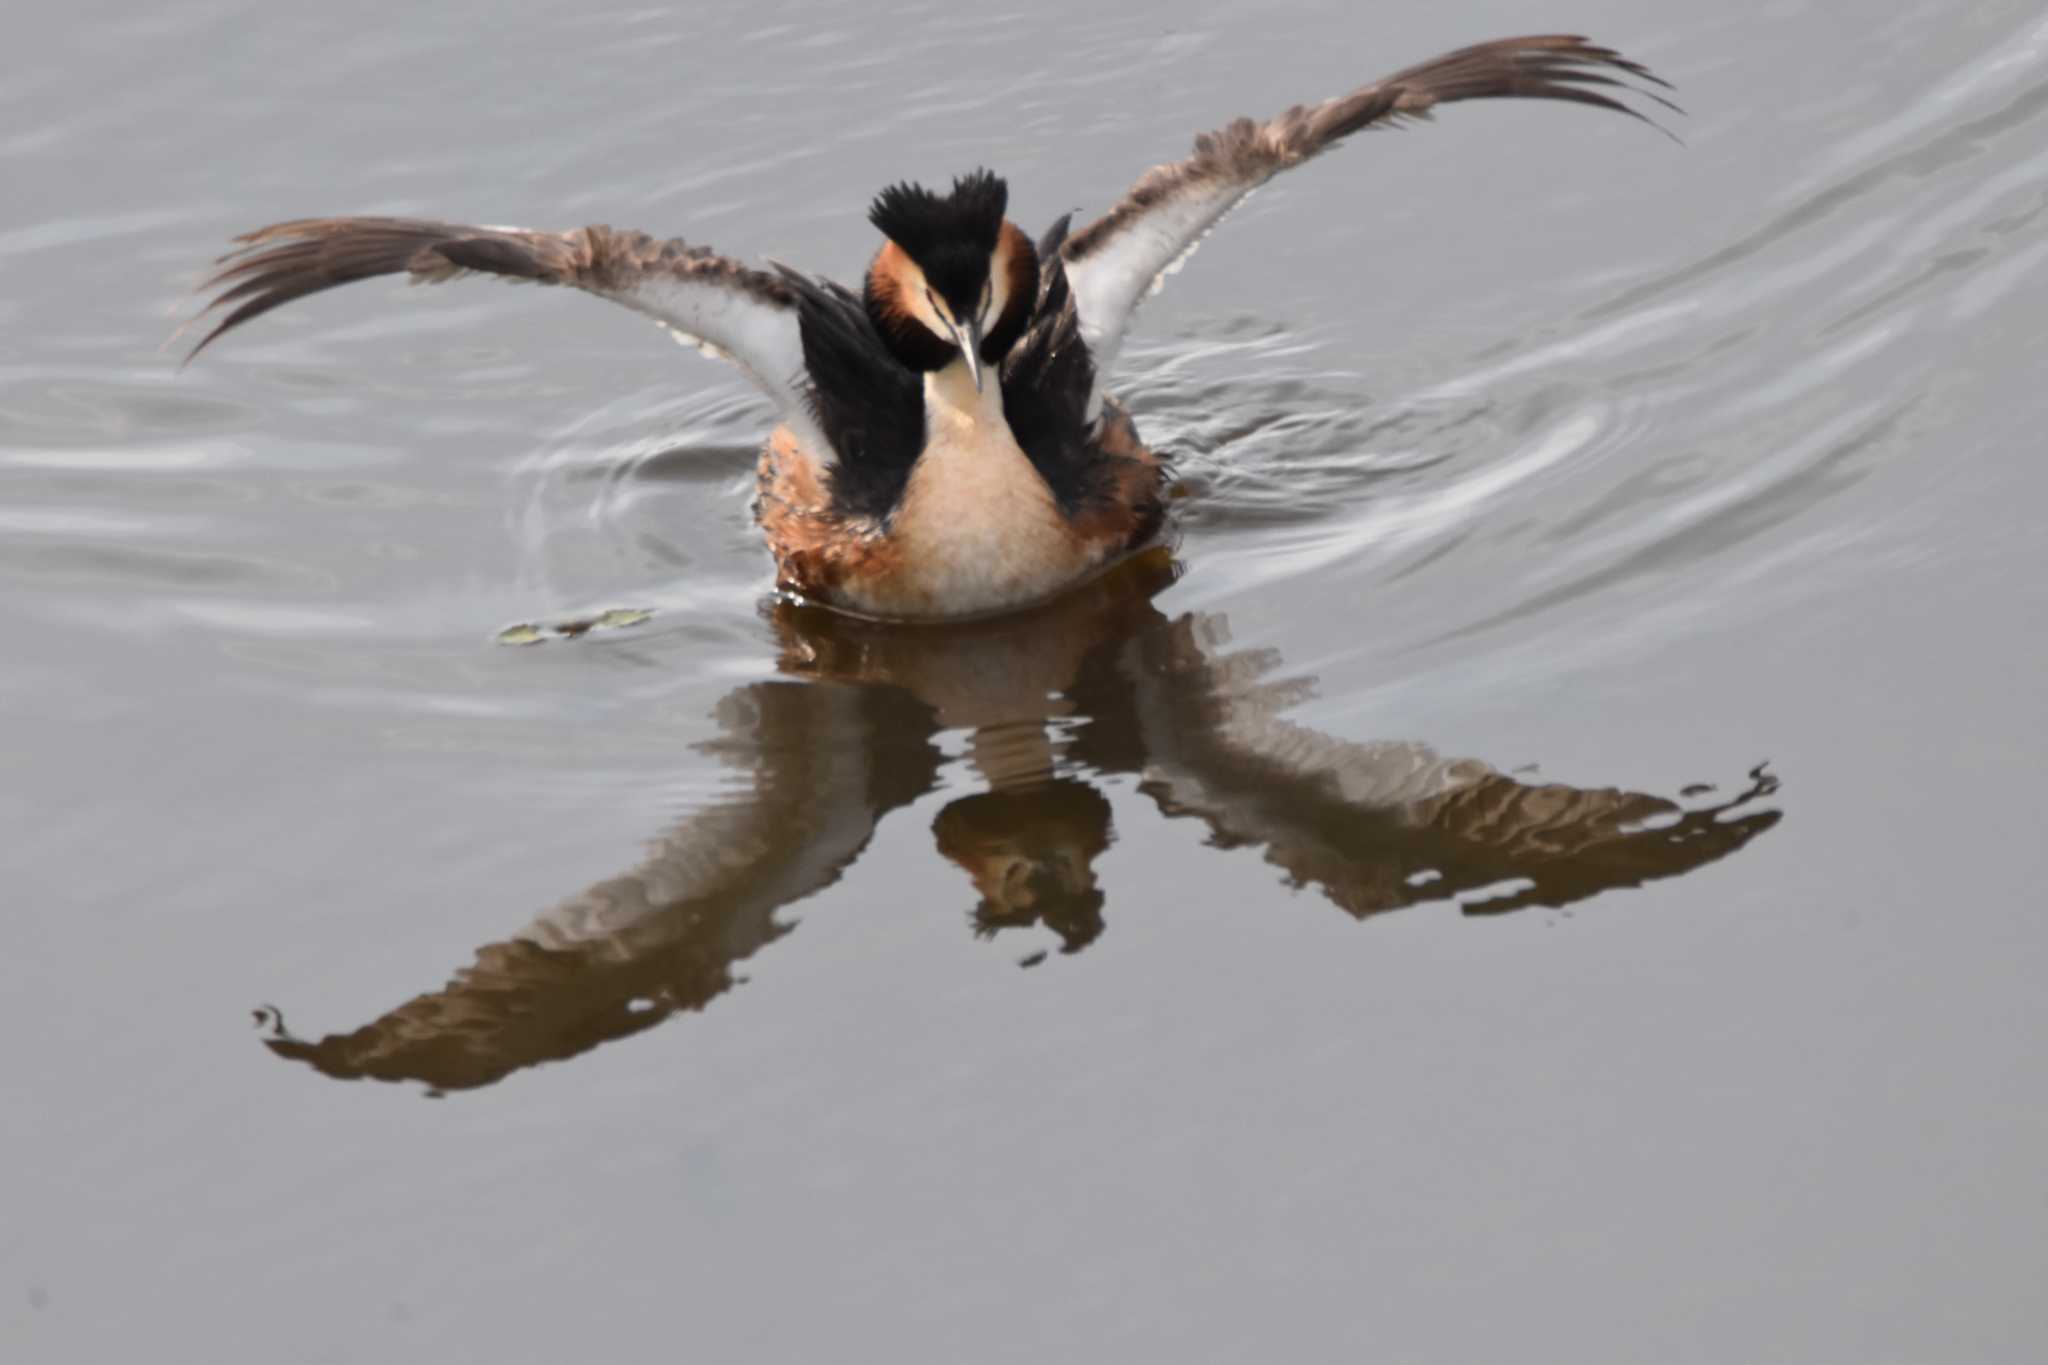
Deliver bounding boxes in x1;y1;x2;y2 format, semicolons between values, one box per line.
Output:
6;1;2047;1361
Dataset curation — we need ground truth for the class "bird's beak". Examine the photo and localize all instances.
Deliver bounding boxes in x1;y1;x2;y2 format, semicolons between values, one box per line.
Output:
949;315;986;393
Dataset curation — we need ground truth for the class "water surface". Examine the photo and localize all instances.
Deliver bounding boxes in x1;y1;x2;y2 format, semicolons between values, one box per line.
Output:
7;1;2047;1361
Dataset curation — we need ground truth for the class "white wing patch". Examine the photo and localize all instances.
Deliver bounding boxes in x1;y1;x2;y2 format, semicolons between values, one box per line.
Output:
657;323;731;364
1148;187;1256;296
1064;181;1262;419
598;274;832;464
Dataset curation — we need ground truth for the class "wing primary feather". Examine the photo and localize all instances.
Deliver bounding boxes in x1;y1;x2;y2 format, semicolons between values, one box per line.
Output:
179;216;827;461
1059;34;1678;411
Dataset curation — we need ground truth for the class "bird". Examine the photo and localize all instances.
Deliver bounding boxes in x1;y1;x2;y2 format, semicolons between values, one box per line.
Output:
184;34;1673;621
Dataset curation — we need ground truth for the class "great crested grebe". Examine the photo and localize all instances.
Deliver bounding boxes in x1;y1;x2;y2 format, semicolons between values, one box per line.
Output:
185;34;1672;621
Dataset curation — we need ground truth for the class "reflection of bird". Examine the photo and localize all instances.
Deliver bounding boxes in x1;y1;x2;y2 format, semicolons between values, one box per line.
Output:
260;555;1778;1094
188;37;1670;620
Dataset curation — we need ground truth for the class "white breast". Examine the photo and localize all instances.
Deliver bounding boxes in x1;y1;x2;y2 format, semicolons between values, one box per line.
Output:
856;362;1094;618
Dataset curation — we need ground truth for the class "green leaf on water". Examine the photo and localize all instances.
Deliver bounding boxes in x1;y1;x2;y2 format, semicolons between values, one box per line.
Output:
495;607;651;646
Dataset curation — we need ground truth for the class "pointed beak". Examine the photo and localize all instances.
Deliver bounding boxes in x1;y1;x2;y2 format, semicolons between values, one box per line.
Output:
949;315;986;392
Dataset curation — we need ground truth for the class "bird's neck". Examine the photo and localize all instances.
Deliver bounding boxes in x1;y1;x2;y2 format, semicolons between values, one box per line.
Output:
852;353;1094;618
922;357;1004;433
886;353;1068;594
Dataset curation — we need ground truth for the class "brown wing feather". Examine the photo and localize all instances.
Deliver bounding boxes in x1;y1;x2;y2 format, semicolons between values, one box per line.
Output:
1064;35;1674;264
183;216;794;362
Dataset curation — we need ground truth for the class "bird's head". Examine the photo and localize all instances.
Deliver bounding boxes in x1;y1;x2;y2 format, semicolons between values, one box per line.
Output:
864;169;1038;390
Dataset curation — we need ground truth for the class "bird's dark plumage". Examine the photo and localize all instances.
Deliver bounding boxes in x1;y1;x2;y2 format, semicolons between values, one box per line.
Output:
868;170;1008;264
1000;214;1116;518
773;268;924;523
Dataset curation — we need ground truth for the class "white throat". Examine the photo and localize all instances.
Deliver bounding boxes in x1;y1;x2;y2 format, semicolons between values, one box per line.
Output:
923;356;1004;431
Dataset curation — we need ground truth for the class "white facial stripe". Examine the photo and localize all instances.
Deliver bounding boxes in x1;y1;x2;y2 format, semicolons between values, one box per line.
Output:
979;278;999;331
986;234;1016;329
897;259;954;337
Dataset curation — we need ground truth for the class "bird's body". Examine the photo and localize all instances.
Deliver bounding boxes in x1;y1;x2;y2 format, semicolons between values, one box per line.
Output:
758;391;1165;619
758;388;1121;621
185;35;1672;621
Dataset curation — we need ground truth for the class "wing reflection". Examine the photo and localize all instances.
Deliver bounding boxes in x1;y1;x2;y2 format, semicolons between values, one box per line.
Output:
261;550;1781;1092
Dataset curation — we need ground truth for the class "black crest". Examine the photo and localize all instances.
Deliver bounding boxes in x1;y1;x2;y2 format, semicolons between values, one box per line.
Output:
868;169;1008;260
868;170;1008;311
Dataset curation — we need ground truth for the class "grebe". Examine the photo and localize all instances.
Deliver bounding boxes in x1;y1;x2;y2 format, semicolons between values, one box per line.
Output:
185;34;1671;620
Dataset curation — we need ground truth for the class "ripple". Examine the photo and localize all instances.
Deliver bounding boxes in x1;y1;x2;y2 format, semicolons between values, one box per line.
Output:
1585;24;2048;326
1118;323;1507;532
505;378;774;617
0;442;251;471
0;506;183;537
0;539;332;591
0;206;212;261
1432;400;1907;647
0;376;261;447
168;600;377;635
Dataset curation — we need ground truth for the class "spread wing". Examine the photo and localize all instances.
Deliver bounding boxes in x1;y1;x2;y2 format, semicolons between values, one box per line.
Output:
185;216;833;460
1060;35;1675;415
